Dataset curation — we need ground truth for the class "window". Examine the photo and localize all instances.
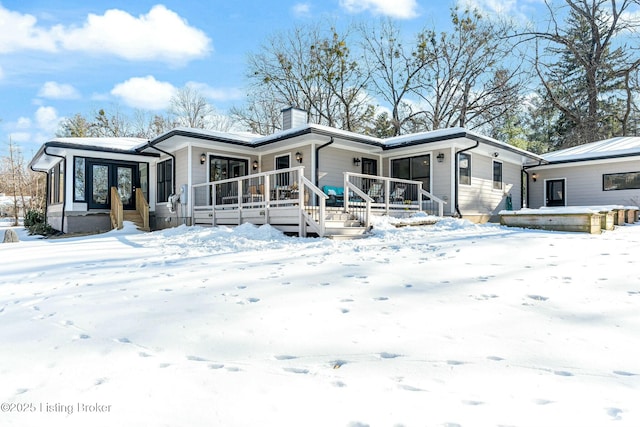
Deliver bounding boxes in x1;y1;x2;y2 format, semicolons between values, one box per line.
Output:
275;154;290;186
390;155;430;190
459;153;471;185
493;161;503;190
74;157;85;201
603;171;640;191
157;159;173;203
49;162;64;204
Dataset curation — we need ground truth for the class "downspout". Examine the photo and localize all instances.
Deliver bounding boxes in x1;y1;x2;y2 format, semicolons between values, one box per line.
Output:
145;143;177;195
42;147;67;233
454;141;479;218
315;137;334;187
522;161;543;209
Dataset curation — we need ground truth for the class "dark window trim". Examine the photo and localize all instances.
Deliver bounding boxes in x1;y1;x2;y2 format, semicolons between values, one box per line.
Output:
459;152;471;186
157;158;173;203
492;160;503;190
603;171;640;191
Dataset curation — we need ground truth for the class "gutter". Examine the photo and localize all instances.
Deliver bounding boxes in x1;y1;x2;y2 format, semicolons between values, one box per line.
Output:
41;147;67;233
454;141;480;218
144;142;177;195
315;137;334;186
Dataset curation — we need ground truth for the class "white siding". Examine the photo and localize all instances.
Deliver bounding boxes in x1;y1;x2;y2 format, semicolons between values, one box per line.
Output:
528;159;640;208
317;146;364;188
458;154;521;219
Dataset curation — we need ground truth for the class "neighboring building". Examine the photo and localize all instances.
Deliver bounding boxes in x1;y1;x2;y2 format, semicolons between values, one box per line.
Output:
28;108;556;235
525;137;640;209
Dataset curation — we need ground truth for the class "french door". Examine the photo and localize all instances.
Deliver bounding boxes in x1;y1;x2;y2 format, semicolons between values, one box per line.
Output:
87;161;139;210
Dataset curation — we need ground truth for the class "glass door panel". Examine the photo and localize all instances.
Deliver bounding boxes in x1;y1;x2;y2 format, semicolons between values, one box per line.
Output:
117;166;135;209
91;164;109;208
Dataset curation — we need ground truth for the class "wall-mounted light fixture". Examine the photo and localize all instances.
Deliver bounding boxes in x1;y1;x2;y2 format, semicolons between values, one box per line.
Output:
436;153;445;163
492;152;500;158
252;160;259;171
295;152;303;163
532;173;538;182
353;157;361;166
200;153;206;165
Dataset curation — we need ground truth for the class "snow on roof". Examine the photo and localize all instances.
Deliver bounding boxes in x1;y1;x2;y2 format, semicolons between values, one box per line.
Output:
49;137;148;151
542;136;640;162
160;127;260;143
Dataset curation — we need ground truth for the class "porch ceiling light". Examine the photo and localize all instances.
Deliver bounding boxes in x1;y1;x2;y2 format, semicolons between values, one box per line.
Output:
252;160;259;170
353;157;361;166
532;173;538;182
200;153;206;165
295;152;303;163
436;152;445;163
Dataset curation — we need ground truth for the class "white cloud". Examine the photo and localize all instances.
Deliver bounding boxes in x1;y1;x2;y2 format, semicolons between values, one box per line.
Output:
55;5;212;62
185;82;244;102
35;106;61;134
292;3;312;17
38;81;81;100
111;76;177;110
0;65;4;80
339;0;419;19
16;117;32;130
0;4;211;63
8;132;31;143
0;5;58;53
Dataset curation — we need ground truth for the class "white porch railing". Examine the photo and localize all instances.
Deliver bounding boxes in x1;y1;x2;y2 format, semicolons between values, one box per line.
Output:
192;166;332;236
344;172;446;217
191;168;445;237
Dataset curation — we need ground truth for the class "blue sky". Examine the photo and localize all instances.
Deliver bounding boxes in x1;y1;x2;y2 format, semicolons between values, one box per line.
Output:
0;0;542;158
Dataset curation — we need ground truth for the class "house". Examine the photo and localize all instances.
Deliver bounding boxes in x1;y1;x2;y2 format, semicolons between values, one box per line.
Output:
525;136;640;209
29;107;546;236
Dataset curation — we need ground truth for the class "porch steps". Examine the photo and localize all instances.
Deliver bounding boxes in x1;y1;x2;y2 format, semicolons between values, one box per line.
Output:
321;212;369;239
123;211;150;232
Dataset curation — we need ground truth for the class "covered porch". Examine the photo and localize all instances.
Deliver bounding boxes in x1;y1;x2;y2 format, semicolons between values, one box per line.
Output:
191;166;446;238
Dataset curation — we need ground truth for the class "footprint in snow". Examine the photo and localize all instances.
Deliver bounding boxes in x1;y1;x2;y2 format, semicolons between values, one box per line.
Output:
399;384;423;392
77;334;91;340
533;398;554;405
373;296;389;301
553;370;573;376
613;370;637;376
340;308;350;314
462;400;484;406
138;352;153;358
487;356;504;361
527;295;549;301
606;407;623;420
447;360;466;366
226;366;241;372
274;355;297;360
186;355;208;362
208;364;224;369
379;352;402;359
115;337;131;344
283;367;309;374
94;378;107;386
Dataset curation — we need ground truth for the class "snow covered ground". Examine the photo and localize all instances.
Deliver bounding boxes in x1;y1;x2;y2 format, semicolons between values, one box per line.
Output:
1;218;639;427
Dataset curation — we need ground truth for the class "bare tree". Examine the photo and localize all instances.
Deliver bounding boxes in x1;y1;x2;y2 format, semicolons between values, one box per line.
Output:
169;86;214;129
242;23;374;132
521;0;640;146
91;107;133;137
416;8;526;132
360;19;432;135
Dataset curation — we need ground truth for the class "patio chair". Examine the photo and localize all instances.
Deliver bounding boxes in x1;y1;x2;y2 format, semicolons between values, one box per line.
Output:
367;182;384;202
390;185;405;203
